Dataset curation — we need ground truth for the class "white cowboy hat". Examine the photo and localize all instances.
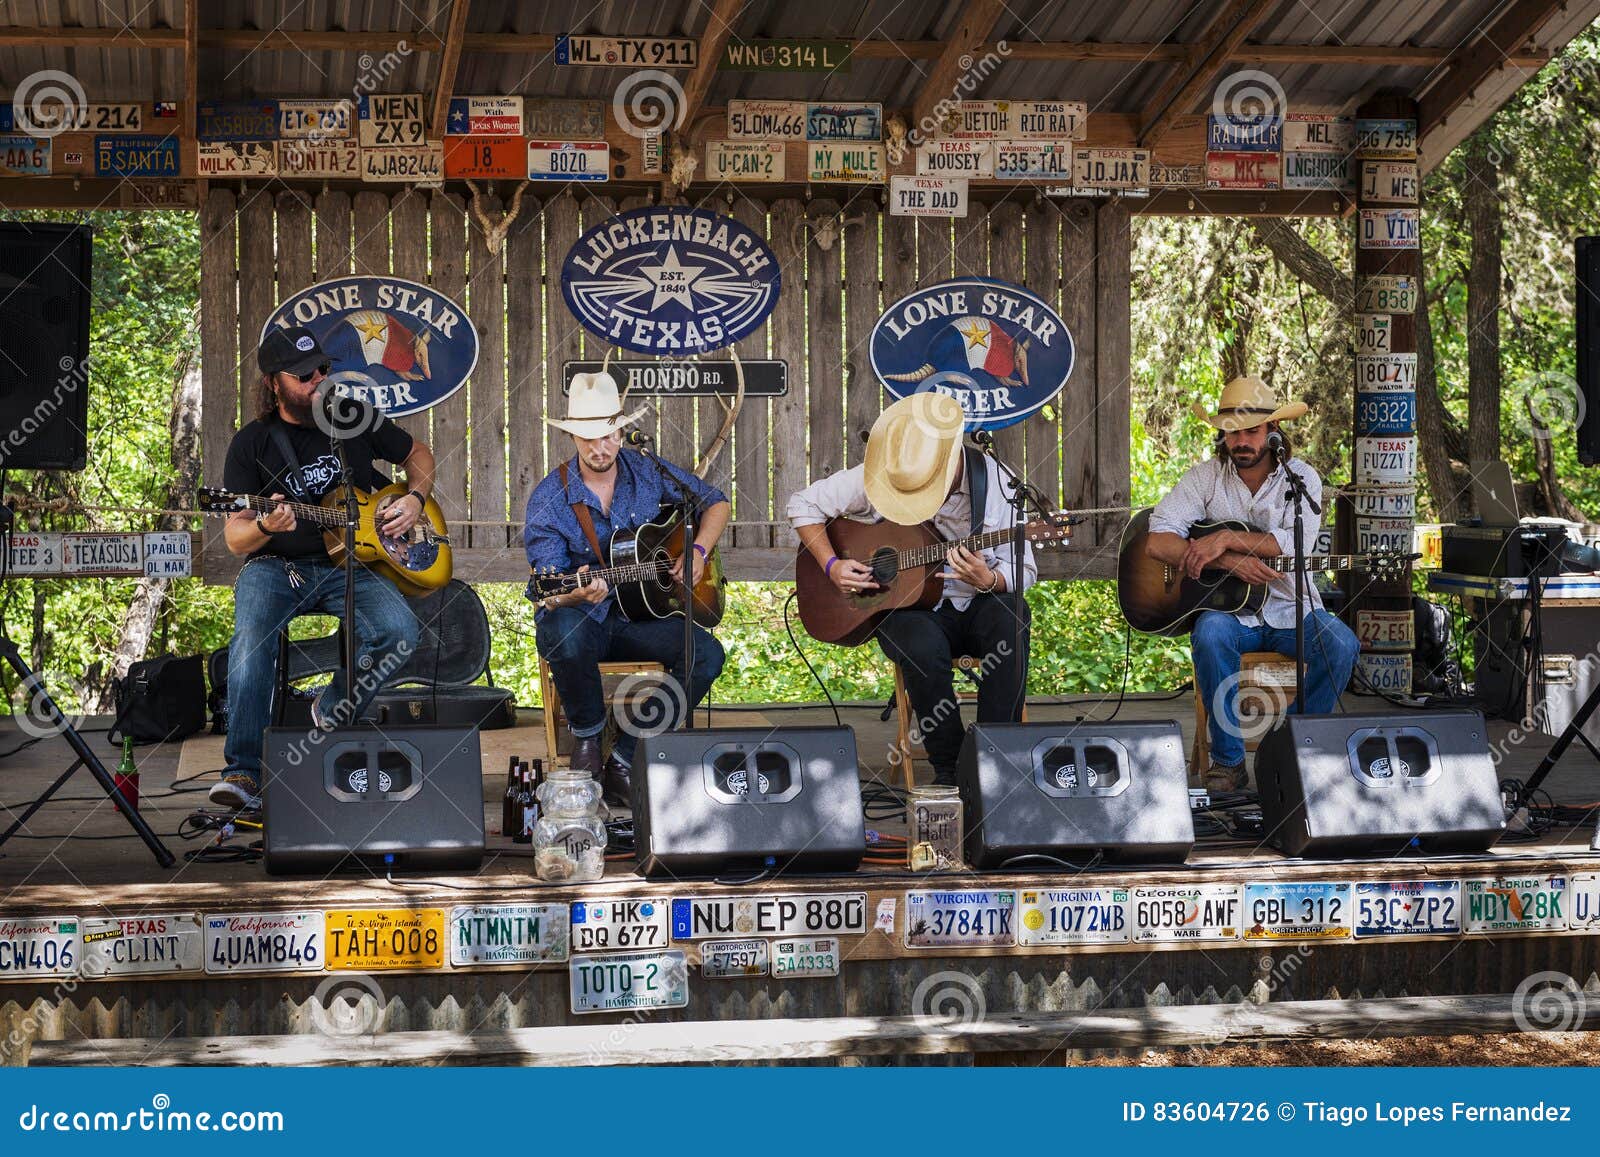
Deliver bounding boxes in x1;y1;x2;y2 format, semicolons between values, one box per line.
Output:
546;371;650;439
1192;375;1308;431
864;393;967;526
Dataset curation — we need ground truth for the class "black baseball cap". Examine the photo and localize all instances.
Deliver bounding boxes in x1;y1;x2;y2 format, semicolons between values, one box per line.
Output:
258;326;328;376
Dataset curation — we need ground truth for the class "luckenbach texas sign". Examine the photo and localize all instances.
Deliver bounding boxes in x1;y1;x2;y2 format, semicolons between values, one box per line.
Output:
262;276;480;416
560;205;782;356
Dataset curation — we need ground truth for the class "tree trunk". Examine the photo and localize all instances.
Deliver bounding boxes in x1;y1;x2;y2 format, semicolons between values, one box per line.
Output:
1414;252;1467;521
1464;131;1503;476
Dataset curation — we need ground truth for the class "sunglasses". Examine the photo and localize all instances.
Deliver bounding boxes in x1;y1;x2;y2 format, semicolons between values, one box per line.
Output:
289;362;331;383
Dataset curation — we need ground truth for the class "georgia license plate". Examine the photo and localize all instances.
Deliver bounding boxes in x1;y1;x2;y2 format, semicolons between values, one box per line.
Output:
905;890;1015;949
204;910;323;973
1464;876;1568;932
451;903;570;966
0;916;79;977
324;908;446;970
772;936;840;977
697;938;769;978
1244;882;1352;941
1132;884;1241;942
80;914;204;976
1019;887;1130;946
1353;881;1460;938
570;949;689;1013
571;898;670;952
671;893;867;939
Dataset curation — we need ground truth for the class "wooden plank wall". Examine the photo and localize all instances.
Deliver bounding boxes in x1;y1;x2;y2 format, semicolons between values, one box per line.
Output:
199;189;1131;583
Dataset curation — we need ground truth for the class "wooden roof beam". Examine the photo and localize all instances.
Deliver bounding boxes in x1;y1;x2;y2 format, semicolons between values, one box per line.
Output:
182;0;197;140
1138;0;1280;149
678;0;746;129
429;0;473;140
911;0;1009;134
1416;0;1565;134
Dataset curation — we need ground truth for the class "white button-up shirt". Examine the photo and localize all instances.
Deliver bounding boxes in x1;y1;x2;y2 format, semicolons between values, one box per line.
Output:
786;458;1038;611
1148;455;1324;628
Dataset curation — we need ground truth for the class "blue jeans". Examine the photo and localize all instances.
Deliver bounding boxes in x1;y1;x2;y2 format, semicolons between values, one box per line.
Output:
536;605;725;768
1191;608;1360;768
224;556;419;779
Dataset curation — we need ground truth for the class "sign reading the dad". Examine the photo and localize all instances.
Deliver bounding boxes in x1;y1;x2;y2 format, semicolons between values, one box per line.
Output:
261;276;479;417
561;205;781;356
870;277;1073;430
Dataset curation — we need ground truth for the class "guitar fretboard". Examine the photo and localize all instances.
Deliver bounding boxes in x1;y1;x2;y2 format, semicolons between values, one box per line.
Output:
900;526;1034;570
209;492;348;528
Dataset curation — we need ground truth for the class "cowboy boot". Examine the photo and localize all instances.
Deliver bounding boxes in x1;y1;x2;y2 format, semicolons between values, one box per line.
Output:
570;735;602;777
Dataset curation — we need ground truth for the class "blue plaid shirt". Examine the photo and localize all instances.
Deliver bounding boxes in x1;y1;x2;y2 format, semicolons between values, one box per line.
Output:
523;449;729;622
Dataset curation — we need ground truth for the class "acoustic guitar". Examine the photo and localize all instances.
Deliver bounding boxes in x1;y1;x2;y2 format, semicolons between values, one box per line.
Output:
1116;507;1413;636
529;508;725;628
197;483;452;597
795;514;1075;647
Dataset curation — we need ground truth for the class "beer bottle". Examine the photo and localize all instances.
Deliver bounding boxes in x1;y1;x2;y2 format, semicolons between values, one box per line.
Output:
114;736;140;812
500;756;519;838
514;760;535;844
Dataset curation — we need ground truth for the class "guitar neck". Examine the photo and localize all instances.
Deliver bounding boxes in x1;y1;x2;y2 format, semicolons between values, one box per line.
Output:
233;493;347;529
1270;553;1382;572
898;526;1017;570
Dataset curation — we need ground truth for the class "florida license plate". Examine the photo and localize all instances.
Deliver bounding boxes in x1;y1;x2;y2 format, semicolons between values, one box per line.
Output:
1353;881;1460;938
570;949;689;1013
697;938;769;978
1464;876;1567;932
905;890;1015;948
1019;887;1130;945
772;936;840;977
671;893;867;939
1132;884;1241;942
451;903;570;966
1244;882;1352;941
204;910;324;973
325;908;446;970
571;898;669;952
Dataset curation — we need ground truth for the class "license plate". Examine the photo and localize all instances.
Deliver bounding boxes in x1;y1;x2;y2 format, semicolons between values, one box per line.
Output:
358;93;426;146
1205;150;1280;189
1355;391;1416;436
916;140;993;177
889;176;968;218
571;898;670;952
1352;488;1416;519
1356;353;1418;391
727;100;806;140
444;136;527;179
671;893;867;940
0;135;49;175
1019;887;1130;946
697;938;769;978
204;910;323;973
1132;884;1240;942
527;140;608;181
1355;435;1416;484
325;908;446;970
947;100;1010;138
1072;147;1148;189
5;532;60;575
805;102;881;141
772;936;840;977
1354;881;1461;938
1360;208;1420;249
0;917;78;977
1464;876;1568;932
197;100;276;141
555;35;698;68
41;102;144;133
1282;152;1352;191
361;143;444;184
445;96;522;136
1569;873;1600;929
81;914;203;976
1355;117;1418;158
1355;517;1414;556
1207;114;1282;151
1244;882;1352;941
1357;652;1412;694
706;141;785;182
995;141;1070;181
198;141;276;177
1356;275;1419;314
1010;100;1086;140
451;903;569;966
1281;113;1353;154
1355;608;1415;652
276;139;360;177
94;134;179;178
525;98;606;139
570;950;689;1013
807;143;884;182
278;99;352;139
1357;313;1392;354
722;38;852;73
1361;161;1419;204
905;890;1015;949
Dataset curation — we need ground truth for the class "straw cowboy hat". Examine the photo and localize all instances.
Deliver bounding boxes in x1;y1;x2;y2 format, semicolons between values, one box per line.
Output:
546;371;649;439
864;393;967;525
1192;375;1308;431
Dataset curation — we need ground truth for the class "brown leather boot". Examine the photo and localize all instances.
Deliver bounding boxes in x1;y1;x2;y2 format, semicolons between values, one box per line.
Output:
601;754;633;809
570;735;602;776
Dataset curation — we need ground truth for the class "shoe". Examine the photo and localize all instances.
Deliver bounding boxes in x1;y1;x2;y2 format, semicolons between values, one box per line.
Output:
1202;762;1248;793
931;769;958;788
208;773;261;811
311;697;336;732
601;754;633;809
570;735;602;776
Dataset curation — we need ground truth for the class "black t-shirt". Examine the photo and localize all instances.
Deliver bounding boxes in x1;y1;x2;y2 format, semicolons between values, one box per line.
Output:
223;408;414;560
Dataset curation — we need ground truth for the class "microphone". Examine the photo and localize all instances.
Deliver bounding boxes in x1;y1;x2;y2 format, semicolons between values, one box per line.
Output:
967;429;995;449
1266;429;1288;462
623;428;654;447
858;428;871;445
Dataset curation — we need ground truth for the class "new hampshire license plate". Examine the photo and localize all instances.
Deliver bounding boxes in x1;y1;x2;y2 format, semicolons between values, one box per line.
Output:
570;949;689;1013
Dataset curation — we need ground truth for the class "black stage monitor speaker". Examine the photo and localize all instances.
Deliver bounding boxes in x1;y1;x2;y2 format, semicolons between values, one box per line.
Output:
0;222;91;470
957;721;1195;868
632;726;865;878
262;724;485;874
1579;236;1600;465
1254;709;1506;857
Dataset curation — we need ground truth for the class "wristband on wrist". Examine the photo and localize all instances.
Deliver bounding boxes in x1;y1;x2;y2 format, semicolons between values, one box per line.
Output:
824;555;839;577
255;515;274;536
692;543;707;559
407;488;426;508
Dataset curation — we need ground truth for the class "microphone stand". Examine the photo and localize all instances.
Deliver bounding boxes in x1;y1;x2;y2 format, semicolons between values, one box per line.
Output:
1276;442;1320;715
320;386;360;728
629;433;696;734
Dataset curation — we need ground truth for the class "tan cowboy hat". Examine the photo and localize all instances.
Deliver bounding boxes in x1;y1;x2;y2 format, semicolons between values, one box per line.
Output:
546;371;649;439
1192;375;1308;431
864;393;966;525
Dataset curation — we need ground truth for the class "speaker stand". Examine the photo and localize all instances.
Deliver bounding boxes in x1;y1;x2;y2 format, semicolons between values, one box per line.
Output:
1515;661;1600;820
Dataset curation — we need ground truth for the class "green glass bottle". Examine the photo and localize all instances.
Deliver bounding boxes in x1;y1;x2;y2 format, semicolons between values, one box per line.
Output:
113;736;140;812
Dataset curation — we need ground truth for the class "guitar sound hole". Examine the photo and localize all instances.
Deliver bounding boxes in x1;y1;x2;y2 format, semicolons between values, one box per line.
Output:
649;551;676;592
868;548;898;587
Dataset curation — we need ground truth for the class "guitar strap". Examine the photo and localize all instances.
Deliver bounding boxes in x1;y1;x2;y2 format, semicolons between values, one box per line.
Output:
266;421;306;498
965;445;987;540
559;461;607;563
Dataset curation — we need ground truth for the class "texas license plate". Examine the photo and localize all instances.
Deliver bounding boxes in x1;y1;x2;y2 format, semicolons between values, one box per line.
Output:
1244;882;1352;940
324;908;446;970
570;950;689;1013
571;898;669;952
671;893;867;939
905;890;1015;948
772;936;840;977
80;914;203;976
0;917;79;977
697;938;769;978
1132;884;1241;942
1353;881;1460;938
1019;887;1130;945
204;910;323;973
1464;876;1568;932
451;903;570;965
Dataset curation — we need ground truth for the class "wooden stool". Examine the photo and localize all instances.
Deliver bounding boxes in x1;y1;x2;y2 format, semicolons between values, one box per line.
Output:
892;656;1028;791
539;657;666;765
1191;651;1299;776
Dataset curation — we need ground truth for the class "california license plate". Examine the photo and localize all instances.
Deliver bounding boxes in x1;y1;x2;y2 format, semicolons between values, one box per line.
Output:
80;914;203;976
0;916;79;977
697;938;769;978
204;910;323;973
451;903;570;966
1353;881;1460;938
1133;884;1241;942
672;893;867;940
905;890;1015;949
570;950;689;1013
1464;876;1568;932
1244;882;1352;941
325;908;446;970
1019;887;1130;945
571;898;669;952
94;134;179;178
772;936;840;977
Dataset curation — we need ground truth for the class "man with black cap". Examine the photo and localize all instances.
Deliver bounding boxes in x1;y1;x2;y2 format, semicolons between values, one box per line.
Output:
209;326;435;810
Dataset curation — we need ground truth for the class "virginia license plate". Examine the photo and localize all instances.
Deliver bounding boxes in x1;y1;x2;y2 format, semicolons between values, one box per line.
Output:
1353;881;1461;938
1244;882;1352;941
80;914;203;976
572;898;670;952
325;908;446;970
697;938;769;978
451;903;570;965
1132;884;1241;942
772;936;840;977
905;890;1015;949
570;950;689;1013
204;910;323;973
672;893;867;940
1464;876;1568;932
0;917;78;977
1019;887;1130;945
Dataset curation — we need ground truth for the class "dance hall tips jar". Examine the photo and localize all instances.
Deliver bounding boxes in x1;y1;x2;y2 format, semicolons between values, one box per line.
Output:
908;783;965;871
534;767;607;882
